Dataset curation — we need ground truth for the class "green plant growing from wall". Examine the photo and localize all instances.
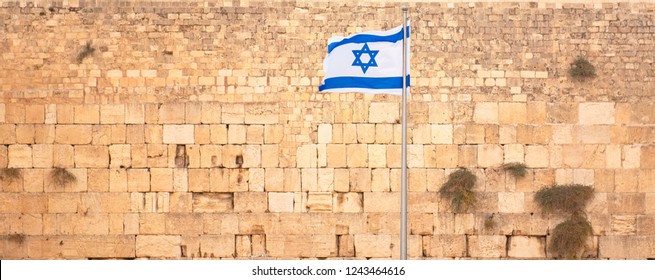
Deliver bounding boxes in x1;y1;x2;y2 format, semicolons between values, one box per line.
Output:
0;168;23;184
568;56;596;79
501;162;527;178
76;42;96;63
535;184;595;259
439;168;477;213
50;168;77;188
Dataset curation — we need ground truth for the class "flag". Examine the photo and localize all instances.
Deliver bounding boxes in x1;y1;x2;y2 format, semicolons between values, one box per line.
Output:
319;22;410;95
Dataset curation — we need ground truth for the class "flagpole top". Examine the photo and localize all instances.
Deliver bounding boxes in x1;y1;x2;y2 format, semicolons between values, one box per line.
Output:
402;6;408;12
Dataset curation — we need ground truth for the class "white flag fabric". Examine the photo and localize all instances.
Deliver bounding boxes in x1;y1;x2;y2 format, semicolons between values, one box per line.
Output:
319;22;410;95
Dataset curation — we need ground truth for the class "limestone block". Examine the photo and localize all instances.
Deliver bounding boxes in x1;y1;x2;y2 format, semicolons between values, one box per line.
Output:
468;235;507;258
473;102;498;124
338;235;355;257
498;103;527;124
192;193;233;213
301;168;318;192
431;124;453;144
608;194;645;214
126;125;145;144
260;145;279;168
364;192;400;213
25;105;44;124
640;146;655;168
266;235;337;258
136;235;181;258
306;192;332;212
197;235;235;258
131;144;148;168
622;145;641;169
108;144;131;168
126;168;149;192
158;104;185;124
227;124;246;144
579;103;615;125
366;144;386;168
139;213;166;234
497;192;525;214
110;125;126;144
268;192;294;213
201;103;221;124
125;104;145;124
433;145;457;168
369;103;399;123
241;145;260;168
316;124;332;144
162;125;194;144
611;215;637;235
561;145;584;168
614;169;638;192
508;236;546;258
107;169;127;192
15;125;34;144
297;144;317;168
55;125;92;144
210;124;228;144
638;170;655;193
47;193;80;213
0;104;4;123
245;125;263;144
234;192;268;213
8;145;32;168
465;125;485;144
326;144;346;167
264;125;284;144
348;168;371;192
334;193;363;213
283;169;301;192
477;144;503;168
424;234;466;257
263;168;283;192
222;104;245;124
356;124;376;144
573;125;610;144
354;234;391;258
599;236;655;259
100;105;125;124
347;144;367;167
55;104;73;124
524;145;548;168
144;125;162;144
499;126;517;144
503;144;524;163
316;168;333;192
74;145;108;168
547;103;578;124
150;168;173;192
73;104;99;124
29;235;135;259
245;103;278;124
0;125;16;144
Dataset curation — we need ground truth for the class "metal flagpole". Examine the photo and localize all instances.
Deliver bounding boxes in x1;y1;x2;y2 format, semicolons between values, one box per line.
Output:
400;5;408;260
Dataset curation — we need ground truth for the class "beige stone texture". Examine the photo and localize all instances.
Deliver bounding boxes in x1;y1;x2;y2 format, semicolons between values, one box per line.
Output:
468;235;507;258
55;125;92;145
579;103;615;125
8;145;32;168
136;235;181;258
508;236;546;258
73;145;108;168
162;125;195;144
354;234;392;258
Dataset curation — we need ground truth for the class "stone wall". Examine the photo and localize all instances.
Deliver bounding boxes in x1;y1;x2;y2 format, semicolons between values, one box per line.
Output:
1;0;654;259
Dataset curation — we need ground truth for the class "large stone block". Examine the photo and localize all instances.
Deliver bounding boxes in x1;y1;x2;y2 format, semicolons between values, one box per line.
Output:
162;125;194;144
468;235;507;258
136;235;181;258
333;193;363;213
8;145;32;168
73;104;99;124
424;234;466;258
0;125;16;144
369;103;399;123
245;103;278;124
74;145;108;168
364;192;400;213
346;144;368;167
268;192;294;213
193;193;233;213
499;103;527;124
473;102;498;124
55;125;92;144
579;102;615;125
354;234;392;258
507;236;546;259
266;235;337;258
306;192;332;212
234;192;268;213
477;144;503;167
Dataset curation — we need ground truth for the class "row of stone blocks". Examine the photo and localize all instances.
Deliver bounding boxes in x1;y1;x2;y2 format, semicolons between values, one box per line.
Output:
2;233;654;259
1;102;653;125
1;165;655;194
1;142;655;171
2;210;653;238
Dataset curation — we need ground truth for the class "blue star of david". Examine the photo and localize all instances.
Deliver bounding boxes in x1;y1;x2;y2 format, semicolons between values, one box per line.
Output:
352;43;379;74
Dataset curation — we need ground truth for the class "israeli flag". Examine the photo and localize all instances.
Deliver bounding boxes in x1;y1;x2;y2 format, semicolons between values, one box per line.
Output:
319;22;410;95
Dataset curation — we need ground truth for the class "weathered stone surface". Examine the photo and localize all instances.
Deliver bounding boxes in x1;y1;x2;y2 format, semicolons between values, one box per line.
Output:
354;234;392;258
508;236;546;258
162;125;195;144
266;235;337;257
468;235;507;258
192;193;233;213
136;235;181;258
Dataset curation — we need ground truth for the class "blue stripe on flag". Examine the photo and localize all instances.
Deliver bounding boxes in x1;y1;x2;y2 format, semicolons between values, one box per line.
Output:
318;75;410;91
327;26;410;54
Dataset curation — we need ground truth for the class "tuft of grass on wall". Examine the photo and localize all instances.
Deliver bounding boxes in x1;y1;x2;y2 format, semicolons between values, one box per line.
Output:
76;42;96;63
501;162;527;178
568;56;596;78
550;213;593;259
0;168;23;184
439;168;477;213
535;184;594;215
50;168;77;188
